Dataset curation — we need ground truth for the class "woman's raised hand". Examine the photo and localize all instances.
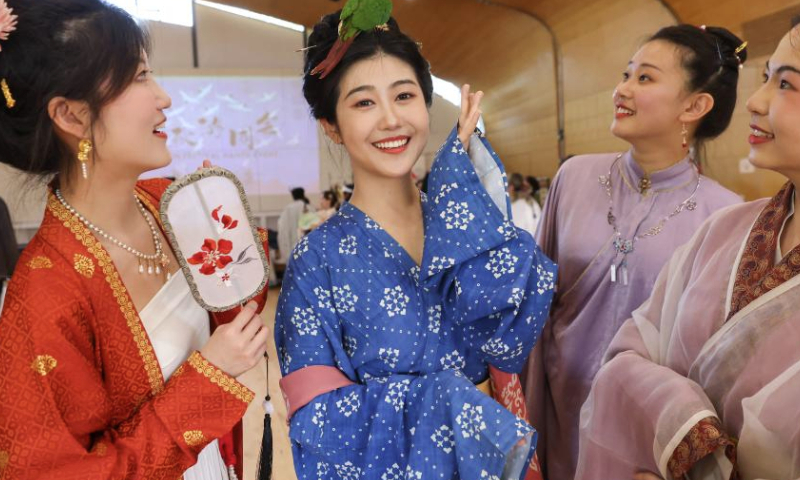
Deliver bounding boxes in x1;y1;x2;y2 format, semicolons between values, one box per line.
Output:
200;301;269;377
457;84;484;150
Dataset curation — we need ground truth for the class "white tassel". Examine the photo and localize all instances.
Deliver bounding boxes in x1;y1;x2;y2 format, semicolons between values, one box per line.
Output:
263;398;274;415
610;264;617;283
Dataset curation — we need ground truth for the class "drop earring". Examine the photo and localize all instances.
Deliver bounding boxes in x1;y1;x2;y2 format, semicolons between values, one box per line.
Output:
77;139;92;179
681;123;688;150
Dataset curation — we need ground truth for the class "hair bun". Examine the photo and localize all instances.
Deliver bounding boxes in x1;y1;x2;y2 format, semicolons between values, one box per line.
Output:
704;26;748;67
304;12;342;75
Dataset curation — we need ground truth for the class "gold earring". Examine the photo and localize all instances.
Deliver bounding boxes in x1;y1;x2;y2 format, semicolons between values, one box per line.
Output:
77;139;92;179
681;123;688;149
1;78;15;109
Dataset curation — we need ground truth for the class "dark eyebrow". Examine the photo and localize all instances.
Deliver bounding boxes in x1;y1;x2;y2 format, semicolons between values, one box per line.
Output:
391;79;418;88
777;65;800;76
344;85;374;99
627;61;663;72
344;79;419;100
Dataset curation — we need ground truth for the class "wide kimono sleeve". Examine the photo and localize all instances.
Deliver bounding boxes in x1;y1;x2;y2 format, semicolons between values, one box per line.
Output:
420;128;558;374
0;242;253;479
575;217;735;480
276;239;537;480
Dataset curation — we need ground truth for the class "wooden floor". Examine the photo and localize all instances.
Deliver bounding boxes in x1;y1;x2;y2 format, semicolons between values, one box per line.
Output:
239;287;298;480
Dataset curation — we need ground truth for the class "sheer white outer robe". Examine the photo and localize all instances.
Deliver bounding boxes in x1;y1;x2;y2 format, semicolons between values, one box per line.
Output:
577;198;800;480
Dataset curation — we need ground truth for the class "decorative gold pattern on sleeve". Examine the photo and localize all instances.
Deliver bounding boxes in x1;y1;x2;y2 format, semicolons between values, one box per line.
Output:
93;442;108;456
187;351;255;403
73;253;95;278
47;194;164;394
27;256;53;270
31;355;57;376
182;430;206;447
0;450;8;470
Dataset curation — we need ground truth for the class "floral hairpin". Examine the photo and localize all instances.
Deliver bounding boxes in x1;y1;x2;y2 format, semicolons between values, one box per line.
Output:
310;0;393;79
0;0;18;109
734;41;748;68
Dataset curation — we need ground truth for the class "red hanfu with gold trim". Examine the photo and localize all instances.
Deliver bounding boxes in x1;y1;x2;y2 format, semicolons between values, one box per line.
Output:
0;179;267;479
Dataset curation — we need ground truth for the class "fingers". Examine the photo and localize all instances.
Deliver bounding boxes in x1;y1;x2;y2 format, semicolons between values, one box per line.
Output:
241;311;263;341
231;301;259;329
196;159;213;171
466;91;483;132
460;84;471;122
245;326;270;359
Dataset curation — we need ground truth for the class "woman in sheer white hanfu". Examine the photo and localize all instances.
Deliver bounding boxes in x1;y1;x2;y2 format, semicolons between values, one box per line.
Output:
577;21;800;480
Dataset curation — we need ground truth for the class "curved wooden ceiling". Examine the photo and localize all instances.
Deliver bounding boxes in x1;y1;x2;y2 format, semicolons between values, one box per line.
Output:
224;0;800;177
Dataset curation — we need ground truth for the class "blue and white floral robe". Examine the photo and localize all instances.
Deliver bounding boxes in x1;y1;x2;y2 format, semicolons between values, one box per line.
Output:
275;128;557;480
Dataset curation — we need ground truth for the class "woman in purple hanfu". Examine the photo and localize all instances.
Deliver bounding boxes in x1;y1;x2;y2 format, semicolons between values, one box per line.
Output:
521;24;747;480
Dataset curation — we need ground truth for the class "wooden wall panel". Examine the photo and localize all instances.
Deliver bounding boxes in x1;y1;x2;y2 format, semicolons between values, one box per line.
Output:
229;0;560;177
234;0;800;198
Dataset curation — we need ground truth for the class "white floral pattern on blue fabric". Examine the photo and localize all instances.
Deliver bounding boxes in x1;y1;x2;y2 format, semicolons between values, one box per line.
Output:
335;461;362;480
380;286;410;317
293;235;309;260
291;306;319;336
431;425;455;454
339;235;358;255
378;347;400;368
385;379;411;412
275;127;557;480
485;247;519;279
456;403;487;439
344;335;358;357
441;200;475;231
314;286;334;312
427;305;442;334
405;466;423;479
336;391;361;417
428;256;456;276
333;285;358;312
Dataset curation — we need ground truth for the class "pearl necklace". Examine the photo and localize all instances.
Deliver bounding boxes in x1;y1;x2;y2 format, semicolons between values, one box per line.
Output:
55;189;170;277
599;153;700;285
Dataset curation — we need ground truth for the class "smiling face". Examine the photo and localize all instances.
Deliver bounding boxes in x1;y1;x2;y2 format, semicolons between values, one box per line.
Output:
745;29;800;175
323;53;430;182
92;53;173;177
611;40;698;146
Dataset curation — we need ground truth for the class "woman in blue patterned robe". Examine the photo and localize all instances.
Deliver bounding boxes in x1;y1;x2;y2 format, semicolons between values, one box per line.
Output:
275;11;556;480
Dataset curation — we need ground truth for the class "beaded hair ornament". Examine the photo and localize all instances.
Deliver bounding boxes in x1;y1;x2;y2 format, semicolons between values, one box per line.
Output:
0;0;18;109
699;24;748;69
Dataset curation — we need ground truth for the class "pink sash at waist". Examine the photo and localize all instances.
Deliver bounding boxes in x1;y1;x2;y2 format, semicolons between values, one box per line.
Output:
279;365;356;420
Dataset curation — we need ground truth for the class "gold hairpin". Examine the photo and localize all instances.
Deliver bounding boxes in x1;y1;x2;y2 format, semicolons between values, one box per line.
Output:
1;78;14;109
375;23;389;32
735;41;748;55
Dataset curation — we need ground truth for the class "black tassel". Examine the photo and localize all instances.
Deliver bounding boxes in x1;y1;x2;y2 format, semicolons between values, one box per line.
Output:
257;354;273;480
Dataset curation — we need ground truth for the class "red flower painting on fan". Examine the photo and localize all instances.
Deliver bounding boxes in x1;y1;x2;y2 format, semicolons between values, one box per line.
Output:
187;205;256;285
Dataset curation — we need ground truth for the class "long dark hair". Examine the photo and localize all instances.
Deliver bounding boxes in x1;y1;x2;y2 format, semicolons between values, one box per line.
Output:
0;0;150;183
0;197;19;278
302;12;433;124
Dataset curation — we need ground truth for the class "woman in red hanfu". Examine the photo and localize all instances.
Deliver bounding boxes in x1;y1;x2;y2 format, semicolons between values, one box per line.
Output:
0;1;269;478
